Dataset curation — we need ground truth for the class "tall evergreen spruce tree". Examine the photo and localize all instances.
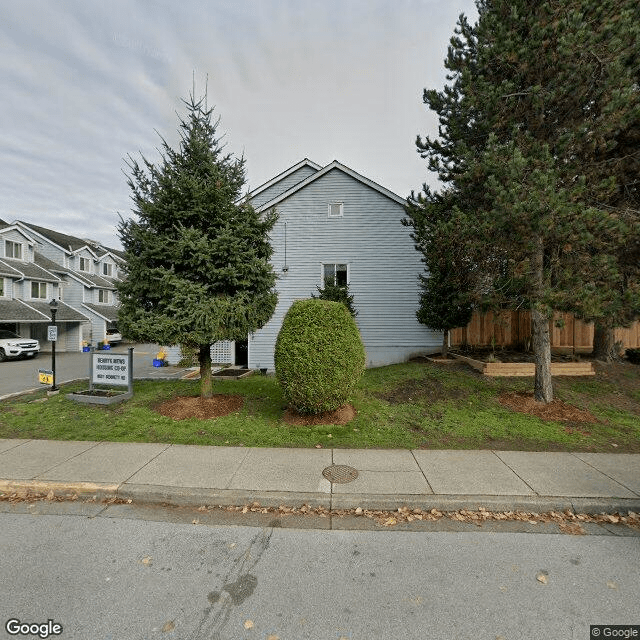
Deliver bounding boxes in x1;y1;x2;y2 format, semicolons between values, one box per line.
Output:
117;94;278;398
410;0;638;402
404;190;474;358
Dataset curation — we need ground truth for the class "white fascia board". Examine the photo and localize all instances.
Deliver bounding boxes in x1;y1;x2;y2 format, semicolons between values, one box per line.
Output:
13;221;71;255
256;160;406;212
0;224;38;245
238;158;322;204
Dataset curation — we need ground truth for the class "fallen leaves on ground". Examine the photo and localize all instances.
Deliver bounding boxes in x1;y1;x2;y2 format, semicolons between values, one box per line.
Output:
161;621;175;633
1;490;638;533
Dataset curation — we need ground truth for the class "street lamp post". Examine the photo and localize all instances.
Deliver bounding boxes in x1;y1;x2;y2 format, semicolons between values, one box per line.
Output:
49;299;58;392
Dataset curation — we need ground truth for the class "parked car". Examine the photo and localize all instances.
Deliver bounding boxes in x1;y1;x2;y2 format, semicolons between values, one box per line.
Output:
0;330;40;362
105;328;122;345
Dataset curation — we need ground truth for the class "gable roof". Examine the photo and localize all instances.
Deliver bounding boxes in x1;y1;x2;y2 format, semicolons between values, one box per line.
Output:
16;221;124;258
0;298;50;322
255;160;406;212
243;158;322;203
0;258;60;282
0;224;37;244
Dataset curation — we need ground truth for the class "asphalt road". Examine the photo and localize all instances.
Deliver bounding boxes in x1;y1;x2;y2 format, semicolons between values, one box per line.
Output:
0;344;177;398
0;508;638;640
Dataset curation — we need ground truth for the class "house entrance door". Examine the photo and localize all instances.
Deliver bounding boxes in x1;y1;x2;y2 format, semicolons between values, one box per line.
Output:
235;340;248;367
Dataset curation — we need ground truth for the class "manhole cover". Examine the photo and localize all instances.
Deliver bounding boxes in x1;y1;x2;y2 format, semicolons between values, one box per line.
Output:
322;465;359;484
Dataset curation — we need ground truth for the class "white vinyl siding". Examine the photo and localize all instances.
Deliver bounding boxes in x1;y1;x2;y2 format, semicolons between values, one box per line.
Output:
249;167;441;370
250;165;319;209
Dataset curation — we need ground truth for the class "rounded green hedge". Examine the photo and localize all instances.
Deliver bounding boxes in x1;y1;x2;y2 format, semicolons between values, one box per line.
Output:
274;299;365;414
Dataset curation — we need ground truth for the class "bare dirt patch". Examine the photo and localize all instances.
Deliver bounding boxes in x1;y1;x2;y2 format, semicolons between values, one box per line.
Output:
498;391;599;424
157;395;243;420
376;377;469;405
283;404;357;426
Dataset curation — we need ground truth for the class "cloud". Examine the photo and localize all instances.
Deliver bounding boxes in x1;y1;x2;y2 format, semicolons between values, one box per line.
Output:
0;0;477;248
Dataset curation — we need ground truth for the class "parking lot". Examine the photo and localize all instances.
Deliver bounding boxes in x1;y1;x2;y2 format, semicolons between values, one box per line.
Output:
0;344;187;399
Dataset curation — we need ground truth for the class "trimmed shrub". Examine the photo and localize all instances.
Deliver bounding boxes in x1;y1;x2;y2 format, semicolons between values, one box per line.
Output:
275;299;365;414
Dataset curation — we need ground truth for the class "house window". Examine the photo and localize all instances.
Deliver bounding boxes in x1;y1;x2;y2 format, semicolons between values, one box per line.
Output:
5;240;22;259
323;263;348;287
79;257;89;271
328;202;343;218
0;278;4;297
98;289;109;303
102;263;112;277
31;281;47;299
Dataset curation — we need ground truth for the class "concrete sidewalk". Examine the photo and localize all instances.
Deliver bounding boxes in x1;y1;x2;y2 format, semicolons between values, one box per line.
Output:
1;438;639;514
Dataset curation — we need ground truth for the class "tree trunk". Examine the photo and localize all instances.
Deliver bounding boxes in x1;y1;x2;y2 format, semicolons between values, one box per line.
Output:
592;319;617;362
199;344;213;399
531;238;553;403
531;307;553;403
442;329;449;359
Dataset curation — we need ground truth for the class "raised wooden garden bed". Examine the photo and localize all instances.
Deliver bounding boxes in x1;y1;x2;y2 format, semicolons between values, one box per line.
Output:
451;353;595;376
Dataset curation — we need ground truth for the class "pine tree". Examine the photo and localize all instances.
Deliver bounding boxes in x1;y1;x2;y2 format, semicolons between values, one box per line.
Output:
404;189;474;358
311;278;358;317
411;0;638;401
117;93;278;398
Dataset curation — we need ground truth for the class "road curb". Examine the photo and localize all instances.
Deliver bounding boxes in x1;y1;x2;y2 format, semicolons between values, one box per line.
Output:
3;481;638;516
0;480;120;500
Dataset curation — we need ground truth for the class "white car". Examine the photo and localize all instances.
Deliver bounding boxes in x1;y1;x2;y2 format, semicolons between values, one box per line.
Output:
105;328;122;345
0;330;40;362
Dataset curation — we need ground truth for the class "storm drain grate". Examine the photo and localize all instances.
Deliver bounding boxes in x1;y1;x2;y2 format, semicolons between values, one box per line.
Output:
322;465;359;484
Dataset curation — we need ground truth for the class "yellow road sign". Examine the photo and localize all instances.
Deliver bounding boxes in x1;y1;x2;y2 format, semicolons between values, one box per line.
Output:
38;369;53;385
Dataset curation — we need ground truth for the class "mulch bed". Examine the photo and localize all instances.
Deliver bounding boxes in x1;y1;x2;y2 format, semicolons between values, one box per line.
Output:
157;395;243;420
498;391;599;423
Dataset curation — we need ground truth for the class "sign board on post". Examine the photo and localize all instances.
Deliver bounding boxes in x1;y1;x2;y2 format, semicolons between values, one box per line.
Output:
38;369;53;385
47;326;58;342
91;353;131;387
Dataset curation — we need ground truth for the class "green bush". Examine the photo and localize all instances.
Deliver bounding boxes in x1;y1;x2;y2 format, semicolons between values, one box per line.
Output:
275;299;366;414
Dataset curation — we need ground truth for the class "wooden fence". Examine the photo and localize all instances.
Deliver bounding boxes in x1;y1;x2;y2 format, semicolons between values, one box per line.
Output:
449;310;640;351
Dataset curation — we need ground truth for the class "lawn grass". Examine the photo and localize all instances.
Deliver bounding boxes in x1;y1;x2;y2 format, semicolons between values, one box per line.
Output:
1;361;638;451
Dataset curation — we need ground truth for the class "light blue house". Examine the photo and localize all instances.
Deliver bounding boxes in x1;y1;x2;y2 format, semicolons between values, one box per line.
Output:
245;158;441;370
166;159;440;369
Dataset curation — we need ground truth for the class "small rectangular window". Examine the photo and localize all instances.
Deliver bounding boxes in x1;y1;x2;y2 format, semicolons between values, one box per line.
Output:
31;281;47;299
5;240;22;259
102;263;112;277
98;289;109;303
0;278;4;296
79;257;88;271
328;202;343;218
322;263;348;287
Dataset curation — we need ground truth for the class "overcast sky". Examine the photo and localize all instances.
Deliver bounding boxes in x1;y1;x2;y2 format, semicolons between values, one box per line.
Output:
1;0;478;249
